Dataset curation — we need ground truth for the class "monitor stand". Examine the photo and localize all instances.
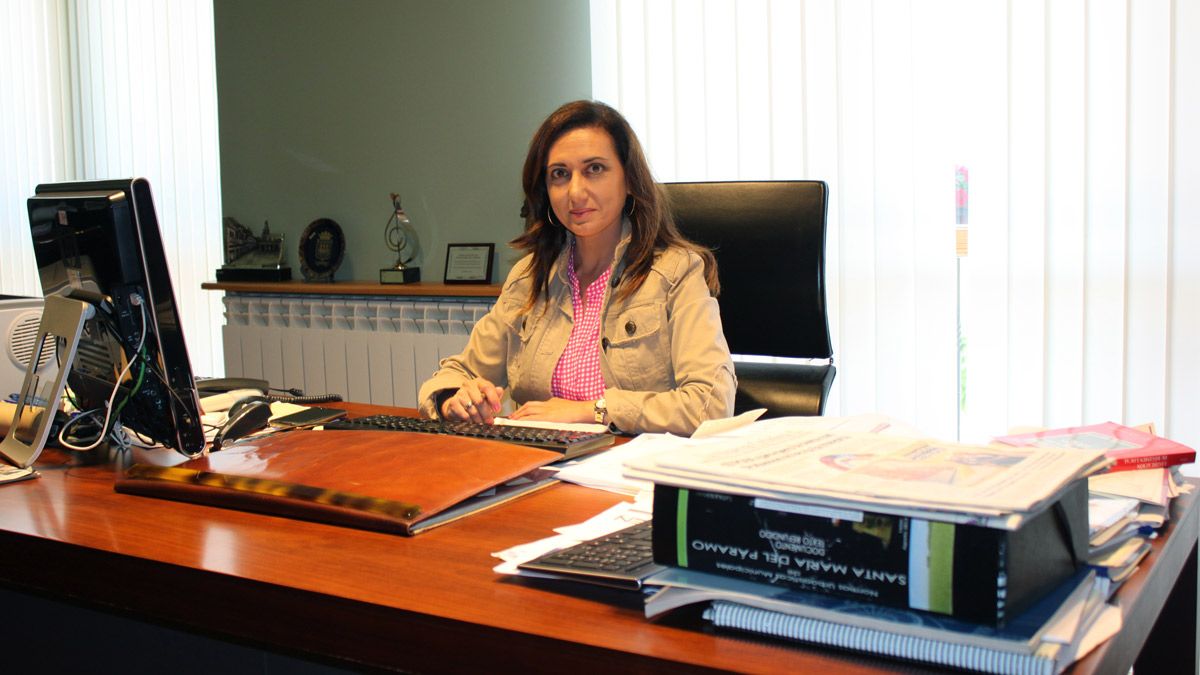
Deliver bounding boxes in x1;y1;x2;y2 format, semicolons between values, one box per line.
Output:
0;295;94;468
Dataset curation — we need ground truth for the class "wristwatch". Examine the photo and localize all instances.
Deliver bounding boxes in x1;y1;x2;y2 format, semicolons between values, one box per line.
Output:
593;397;607;425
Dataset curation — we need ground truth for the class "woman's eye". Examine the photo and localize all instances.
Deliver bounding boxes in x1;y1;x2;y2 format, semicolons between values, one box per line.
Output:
549;168;568;181
586;163;605;175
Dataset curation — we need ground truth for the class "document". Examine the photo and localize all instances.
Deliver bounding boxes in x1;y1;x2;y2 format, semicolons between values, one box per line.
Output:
554;432;693;495
555;414;931;497
1088;468;1172;505
492;494;652;577
691;408;766;438
493;417;608;434
0;463;37;485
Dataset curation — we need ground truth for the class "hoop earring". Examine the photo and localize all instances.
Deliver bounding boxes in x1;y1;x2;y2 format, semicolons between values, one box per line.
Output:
546;207;560;227
624;198;636;218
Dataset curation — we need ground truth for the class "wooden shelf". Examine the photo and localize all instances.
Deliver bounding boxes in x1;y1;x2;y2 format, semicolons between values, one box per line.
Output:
201;279;502;298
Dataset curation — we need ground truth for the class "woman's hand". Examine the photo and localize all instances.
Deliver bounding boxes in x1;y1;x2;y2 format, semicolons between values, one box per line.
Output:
441;377;505;424
509;397;594;424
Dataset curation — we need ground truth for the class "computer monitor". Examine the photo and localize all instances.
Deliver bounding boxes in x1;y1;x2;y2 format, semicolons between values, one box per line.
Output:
17;178;205;459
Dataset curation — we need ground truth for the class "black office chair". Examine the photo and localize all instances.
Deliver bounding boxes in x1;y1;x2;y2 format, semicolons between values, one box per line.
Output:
664;181;835;417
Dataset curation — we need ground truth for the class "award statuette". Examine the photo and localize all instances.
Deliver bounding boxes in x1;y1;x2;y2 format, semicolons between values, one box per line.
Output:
298;218;345;282
380;193;421;284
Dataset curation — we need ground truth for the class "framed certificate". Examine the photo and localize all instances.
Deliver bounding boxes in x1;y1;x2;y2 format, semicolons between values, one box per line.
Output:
444;243;494;284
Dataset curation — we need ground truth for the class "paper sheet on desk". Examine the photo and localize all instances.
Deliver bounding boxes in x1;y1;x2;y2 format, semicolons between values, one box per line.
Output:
554;433;694;496
493;417;608;434
492;494;652;577
715;413;929;439
1089;468;1171;505
691;408;766;438
553;413;931;497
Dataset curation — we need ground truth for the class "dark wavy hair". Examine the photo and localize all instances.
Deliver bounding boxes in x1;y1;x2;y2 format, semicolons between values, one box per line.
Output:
512;100;718;310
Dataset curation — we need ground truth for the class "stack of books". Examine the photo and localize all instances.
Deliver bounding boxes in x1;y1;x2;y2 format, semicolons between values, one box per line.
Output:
645;566;1112;675
623;420;1118;673
994;422;1196;586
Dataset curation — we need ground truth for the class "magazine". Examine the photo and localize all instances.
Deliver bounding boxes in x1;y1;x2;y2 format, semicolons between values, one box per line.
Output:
994;422;1195;473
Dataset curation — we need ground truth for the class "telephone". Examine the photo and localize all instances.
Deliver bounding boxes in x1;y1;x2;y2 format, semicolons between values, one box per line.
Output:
193;377;343;412
195;377;271;396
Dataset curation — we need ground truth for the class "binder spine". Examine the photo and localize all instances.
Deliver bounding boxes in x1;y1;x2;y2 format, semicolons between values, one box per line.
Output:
652;485;1009;624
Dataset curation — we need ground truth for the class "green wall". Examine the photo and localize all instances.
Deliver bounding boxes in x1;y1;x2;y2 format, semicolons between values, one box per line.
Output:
214;0;592;283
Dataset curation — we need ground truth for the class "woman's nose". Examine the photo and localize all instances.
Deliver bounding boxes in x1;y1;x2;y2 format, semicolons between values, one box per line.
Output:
568;173;587;201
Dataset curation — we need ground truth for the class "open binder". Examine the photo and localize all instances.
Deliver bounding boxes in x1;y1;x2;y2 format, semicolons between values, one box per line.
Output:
115;429;563;534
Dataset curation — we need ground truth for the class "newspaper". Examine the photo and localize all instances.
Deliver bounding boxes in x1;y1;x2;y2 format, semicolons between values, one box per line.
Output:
624;427;1108;529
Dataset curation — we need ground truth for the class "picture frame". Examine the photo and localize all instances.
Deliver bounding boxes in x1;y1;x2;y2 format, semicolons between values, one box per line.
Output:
443;243;494;284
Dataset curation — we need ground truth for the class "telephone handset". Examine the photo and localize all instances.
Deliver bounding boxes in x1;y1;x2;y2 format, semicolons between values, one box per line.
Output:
194;377;343;408
195;377;271;395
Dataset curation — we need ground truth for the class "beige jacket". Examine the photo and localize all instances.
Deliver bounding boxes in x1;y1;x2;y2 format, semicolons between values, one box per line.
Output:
417;225;736;435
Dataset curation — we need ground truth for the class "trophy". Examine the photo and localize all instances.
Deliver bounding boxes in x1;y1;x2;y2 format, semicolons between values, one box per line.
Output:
216;218;291;281
380;193;421;284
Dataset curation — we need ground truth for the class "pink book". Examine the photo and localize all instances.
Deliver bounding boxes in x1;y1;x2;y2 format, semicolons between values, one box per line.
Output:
994;422;1195;473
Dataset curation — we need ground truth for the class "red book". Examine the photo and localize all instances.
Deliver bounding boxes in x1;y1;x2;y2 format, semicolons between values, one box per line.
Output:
994;422;1196;472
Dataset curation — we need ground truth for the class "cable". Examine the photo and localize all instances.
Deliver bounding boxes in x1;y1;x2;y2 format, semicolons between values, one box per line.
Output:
57;294;148;453
111;349;147;419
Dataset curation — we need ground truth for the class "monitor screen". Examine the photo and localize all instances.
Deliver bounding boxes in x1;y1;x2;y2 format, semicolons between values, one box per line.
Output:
21;178;205;458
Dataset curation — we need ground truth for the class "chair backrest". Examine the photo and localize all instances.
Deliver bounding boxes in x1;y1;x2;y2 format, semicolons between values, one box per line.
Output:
663;181;832;361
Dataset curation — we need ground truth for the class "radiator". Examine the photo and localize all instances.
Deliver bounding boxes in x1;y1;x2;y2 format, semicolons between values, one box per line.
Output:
220;294;494;407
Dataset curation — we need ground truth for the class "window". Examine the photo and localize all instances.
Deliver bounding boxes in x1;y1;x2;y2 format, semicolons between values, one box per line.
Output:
0;0;224;377
592;0;1200;447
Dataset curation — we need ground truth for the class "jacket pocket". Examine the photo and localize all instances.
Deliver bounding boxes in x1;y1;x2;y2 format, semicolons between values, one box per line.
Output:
606;303;670;390
502;303;542;392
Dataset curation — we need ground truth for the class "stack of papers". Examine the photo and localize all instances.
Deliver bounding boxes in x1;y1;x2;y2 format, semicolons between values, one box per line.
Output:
623;423;1108;529
1089;466;1188;507
554;414;942;498
492;494;652;578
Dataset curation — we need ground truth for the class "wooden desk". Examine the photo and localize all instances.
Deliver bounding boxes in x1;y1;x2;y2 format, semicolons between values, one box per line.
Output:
0;412;1195;673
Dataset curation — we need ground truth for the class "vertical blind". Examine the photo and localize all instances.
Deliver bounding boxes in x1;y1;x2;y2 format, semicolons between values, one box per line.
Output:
591;0;1200;449
0;0;224;378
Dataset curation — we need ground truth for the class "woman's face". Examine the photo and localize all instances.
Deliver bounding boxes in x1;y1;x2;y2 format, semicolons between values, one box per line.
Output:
545;126;628;249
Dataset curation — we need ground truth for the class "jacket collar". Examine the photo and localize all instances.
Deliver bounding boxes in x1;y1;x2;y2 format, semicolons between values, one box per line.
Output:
551;216;633;288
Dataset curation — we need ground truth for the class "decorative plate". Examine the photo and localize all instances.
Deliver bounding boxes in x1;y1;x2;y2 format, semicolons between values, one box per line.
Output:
298;218;345;282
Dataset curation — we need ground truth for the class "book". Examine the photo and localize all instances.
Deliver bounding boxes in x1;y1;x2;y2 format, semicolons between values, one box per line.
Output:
650;481;1088;626
115;429;563;535
994;422;1196;472
645;566;1101;656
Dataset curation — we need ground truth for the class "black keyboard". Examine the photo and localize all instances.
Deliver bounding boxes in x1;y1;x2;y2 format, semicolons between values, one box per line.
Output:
323;414;615;458
518;521;665;590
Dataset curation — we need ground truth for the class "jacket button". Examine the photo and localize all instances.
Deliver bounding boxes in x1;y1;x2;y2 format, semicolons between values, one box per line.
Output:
602;337;610;351
625;320;636;335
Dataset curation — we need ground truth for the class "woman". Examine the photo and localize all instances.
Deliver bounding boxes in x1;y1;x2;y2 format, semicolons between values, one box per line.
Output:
417;100;735;435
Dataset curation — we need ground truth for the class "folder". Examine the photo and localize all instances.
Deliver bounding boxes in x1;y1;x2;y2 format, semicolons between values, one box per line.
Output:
115;429;562;535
